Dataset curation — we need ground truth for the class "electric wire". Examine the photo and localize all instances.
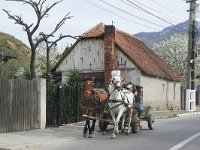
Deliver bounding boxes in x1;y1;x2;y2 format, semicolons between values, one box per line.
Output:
127;0;183;22
99;0;166;28
125;0;188;31
83;0;160;31
151;0;185;19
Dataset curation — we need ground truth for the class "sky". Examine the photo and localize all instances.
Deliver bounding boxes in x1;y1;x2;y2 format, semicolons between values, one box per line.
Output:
0;0;192;51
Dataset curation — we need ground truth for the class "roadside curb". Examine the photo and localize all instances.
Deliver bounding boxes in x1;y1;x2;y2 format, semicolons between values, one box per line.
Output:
177;111;200;117
0;144;41;150
154;111;200;119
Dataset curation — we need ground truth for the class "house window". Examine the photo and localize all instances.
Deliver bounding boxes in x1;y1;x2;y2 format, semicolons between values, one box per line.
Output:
98;51;99;56
162;84;165;92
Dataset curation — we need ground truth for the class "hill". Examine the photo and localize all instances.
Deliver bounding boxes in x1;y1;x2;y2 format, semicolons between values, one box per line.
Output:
134;20;200;47
0;32;31;78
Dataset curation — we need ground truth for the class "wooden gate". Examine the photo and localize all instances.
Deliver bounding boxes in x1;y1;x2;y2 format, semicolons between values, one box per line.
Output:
46;84;83;126
0;79;40;133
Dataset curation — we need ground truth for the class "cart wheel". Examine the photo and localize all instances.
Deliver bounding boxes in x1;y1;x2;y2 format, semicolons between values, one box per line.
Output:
131;122;139;133
147;114;155;130
99;120;108;131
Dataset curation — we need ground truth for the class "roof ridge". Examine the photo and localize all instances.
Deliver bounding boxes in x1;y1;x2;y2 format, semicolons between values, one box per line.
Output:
116;28;142;43
82;22;105;36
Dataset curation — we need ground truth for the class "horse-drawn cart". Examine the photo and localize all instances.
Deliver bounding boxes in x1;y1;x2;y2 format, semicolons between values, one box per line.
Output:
80;70;155;138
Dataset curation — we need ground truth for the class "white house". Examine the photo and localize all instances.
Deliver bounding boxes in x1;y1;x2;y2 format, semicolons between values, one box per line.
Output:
52;23;182;110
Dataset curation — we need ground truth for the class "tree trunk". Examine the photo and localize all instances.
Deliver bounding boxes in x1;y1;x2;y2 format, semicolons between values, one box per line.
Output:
30;49;36;79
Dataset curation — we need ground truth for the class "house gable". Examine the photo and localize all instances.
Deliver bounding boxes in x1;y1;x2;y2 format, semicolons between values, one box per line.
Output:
56;38;138;72
56;39;104;72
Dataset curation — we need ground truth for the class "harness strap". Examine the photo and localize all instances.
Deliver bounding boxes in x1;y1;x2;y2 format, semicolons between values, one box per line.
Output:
109;101;124;110
108;99;124;103
119;91;130;104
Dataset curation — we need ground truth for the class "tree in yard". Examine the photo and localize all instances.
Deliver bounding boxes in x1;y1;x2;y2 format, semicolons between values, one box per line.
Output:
153;33;200;86
153;34;188;76
39;33;77;80
3;0;72;79
35;41;62;78
67;69;82;86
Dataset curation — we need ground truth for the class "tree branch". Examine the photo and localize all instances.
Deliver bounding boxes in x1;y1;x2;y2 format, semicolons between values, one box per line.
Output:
2;9;31;32
48;34;79;49
41;0;63;18
45;13;73;38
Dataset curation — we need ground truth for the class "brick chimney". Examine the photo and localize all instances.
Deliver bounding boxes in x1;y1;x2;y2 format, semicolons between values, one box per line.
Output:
104;25;116;89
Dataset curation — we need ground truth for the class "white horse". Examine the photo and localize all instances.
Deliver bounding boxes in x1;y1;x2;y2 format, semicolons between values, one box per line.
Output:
108;70;134;139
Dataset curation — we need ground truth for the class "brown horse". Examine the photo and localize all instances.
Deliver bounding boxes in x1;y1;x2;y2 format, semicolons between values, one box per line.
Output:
80;79;108;138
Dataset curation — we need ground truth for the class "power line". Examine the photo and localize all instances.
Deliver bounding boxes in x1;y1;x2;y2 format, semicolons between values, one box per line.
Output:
121;0;178;23
99;0;166;28
127;0;183;22
125;0;188;31
83;0;160;31
151;0;186;20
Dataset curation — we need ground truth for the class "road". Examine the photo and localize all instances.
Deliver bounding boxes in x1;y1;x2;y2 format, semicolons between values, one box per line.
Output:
44;115;200;150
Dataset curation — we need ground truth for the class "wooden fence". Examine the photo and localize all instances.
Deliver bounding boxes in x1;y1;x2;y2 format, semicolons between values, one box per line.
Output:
0;78;46;133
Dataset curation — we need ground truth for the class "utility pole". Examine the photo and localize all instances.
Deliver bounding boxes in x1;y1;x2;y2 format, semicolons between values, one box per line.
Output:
185;0;197;111
186;0;197;90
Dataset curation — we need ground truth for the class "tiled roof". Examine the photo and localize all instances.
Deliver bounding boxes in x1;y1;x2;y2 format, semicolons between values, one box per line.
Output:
81;23;182;81
82;23;104;38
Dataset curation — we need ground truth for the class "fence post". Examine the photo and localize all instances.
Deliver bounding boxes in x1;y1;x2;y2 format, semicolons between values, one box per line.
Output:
37;79;46;129
56;85;62;127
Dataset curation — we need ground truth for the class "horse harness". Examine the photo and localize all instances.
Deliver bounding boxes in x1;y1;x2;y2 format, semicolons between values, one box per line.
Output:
81;89;104;110
108;88;130;110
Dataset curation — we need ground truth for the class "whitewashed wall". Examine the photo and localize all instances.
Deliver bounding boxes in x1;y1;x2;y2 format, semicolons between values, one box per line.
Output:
141;74;181;101
141;74;181;109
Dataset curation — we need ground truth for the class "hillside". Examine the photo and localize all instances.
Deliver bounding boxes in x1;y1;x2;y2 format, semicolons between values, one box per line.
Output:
0;32;30;57
134;20;200;47
0;32;31;78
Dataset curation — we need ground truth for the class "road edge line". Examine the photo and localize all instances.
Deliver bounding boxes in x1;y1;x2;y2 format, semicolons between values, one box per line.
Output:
168;131;200;150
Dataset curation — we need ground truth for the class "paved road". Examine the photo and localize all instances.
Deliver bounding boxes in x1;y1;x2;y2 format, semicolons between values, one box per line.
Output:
44;115;200;150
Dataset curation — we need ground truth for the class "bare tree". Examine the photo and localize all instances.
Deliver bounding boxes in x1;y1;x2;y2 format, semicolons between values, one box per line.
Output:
3;0;73;79
39;33;77;79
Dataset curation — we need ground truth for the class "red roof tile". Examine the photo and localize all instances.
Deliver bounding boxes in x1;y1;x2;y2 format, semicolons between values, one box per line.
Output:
82;23;182;81
82;23;104;38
